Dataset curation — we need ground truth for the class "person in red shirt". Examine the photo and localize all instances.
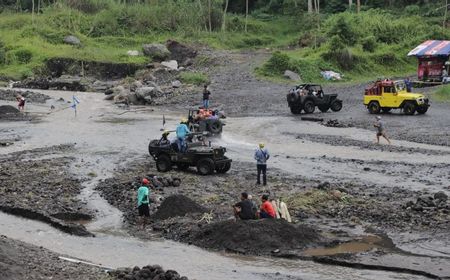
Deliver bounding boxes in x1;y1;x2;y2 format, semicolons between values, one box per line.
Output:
259;194;275;219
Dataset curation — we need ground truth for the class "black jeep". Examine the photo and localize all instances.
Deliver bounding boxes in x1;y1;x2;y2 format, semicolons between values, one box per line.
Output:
148;135;232;175
187;109;224;134
286;84;343;114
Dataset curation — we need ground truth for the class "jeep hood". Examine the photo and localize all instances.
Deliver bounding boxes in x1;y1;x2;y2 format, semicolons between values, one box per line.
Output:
398;92;426;99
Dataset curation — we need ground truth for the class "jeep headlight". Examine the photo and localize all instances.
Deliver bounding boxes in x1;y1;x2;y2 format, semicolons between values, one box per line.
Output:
416;98;424;104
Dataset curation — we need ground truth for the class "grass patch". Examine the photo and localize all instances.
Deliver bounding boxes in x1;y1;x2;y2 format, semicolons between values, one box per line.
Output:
433;85;450;102
179;72;209;86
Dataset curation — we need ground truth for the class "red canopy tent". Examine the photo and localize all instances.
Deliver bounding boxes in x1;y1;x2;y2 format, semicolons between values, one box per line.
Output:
408;40;450;81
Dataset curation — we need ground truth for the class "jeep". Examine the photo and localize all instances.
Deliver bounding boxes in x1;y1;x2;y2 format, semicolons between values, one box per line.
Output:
148;135;232;175
364;80;430;115
286;84;343;114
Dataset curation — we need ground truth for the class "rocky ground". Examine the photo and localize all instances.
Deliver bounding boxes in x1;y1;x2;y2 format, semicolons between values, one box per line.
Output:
0;236;107;280
0;145;93;236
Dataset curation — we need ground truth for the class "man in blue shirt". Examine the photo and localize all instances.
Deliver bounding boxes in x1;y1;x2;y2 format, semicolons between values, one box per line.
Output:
137;178;151;229
404;77;412;93
254;143;270;186
176;119;190;152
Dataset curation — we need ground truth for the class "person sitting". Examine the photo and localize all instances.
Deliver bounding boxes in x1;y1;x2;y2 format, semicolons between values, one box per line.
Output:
233;192;256;220
158;131;171;147
258;194;275;219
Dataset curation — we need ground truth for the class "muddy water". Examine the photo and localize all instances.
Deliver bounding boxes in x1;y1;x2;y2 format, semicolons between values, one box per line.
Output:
0;212;428;280
0;88;447;279
302;235;384;256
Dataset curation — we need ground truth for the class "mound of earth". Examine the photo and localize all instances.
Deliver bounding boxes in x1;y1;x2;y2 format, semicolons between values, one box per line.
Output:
152;195;206;220
0;105;19;115
187;219;321;255
0;89;51;103
109;265;188;280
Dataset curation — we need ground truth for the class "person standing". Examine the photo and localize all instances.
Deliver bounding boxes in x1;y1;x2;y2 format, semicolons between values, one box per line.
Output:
404;77;412;93
202;85;211;109
374;116;391;145
176;118;191;152
258;194;275;219
137;178;151;229
254;143;270;185
16;95;25;111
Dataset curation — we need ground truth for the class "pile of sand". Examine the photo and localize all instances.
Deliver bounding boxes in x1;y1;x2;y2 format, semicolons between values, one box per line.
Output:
152;195;206;220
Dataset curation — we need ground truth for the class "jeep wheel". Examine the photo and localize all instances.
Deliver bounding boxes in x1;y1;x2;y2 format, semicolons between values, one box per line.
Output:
209;120;222;134
417;106;428;114
403;102;416;115
318;105;329;113
290;106;302;114
177;163;190;171
215;162;231;174
368;101;381;114
303;100;315;114
156;155;172;172
381;108;392;113
330;100;342;112
197;158;215;175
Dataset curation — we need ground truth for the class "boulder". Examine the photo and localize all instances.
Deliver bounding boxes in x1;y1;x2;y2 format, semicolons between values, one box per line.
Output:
127;50;139;56
142;43;170;60
284;70;301;81
166;40;197;63
63;35;81;46
135;87;156;99
434;191;448;202
171;80;182;88
161;60;178;70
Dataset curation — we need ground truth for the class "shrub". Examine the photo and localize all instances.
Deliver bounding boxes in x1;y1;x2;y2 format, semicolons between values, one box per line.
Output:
263;51;292;75
179;72;209;85
327;15;358;46
0;41;5;65
404;5;420;15
64;0;110;13
6;49;33;64
362;36;377;52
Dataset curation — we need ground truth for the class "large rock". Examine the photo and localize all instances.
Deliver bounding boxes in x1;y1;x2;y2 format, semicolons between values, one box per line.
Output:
166;40;197;63
161;60;178;70
434;191;448;202
135;87;156;99
171;80;182;88
284;70;301;81
63;35;81;46
142;44;170;60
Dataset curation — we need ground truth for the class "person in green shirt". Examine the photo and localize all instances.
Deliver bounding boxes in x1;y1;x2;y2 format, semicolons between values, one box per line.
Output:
137;178;151;229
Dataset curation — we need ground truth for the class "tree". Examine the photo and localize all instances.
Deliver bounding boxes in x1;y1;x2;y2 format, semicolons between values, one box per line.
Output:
208;0;212;32
308;0;313;13
222;0;229;31
245;0;248;32
349;0;353;9
357;0;360;13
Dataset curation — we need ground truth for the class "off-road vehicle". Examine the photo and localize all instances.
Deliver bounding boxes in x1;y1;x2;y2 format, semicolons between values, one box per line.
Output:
148;134;232;175
187;109;224;134
364;79;430;115
286;84;343;114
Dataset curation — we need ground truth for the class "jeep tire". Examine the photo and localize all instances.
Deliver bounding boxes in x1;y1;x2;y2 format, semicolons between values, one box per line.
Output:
416;106;428;114
368;101;381;114
197;158;215;175
215;162;231;174
403;101;416;115
209;120;222;134
156;154;172;172
290;106;302;114
303;100;315;114
330;100;342;112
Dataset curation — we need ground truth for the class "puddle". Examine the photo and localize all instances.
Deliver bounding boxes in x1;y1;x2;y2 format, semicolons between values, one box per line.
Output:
303;235;384;256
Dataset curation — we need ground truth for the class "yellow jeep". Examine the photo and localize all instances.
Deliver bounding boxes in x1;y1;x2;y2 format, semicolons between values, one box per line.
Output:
364;79;430;115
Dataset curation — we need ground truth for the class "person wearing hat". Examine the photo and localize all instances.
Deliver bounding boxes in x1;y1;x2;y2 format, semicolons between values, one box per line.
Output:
374;116;391;145
137;178;151;229
254;143;270;185
202;85;211;109
176;118;191;152
158;130;171;147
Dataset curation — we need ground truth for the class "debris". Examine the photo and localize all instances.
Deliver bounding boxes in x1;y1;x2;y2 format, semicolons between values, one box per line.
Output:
301;116;324;122
108;265;188;280
321;70;342;81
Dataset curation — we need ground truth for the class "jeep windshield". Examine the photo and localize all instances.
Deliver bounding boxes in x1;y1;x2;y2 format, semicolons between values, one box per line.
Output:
394;81;406;92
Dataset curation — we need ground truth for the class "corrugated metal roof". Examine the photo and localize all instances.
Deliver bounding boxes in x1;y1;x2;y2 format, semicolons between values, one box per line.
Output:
408;40;450;57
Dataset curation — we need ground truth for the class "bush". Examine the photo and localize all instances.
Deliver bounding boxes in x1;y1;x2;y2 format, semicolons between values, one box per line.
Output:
7;48;33;64
362;36;377;52
404;5;420;15
263;51;292;75
64;0;110;13
179;72;209;85
327;15;359;46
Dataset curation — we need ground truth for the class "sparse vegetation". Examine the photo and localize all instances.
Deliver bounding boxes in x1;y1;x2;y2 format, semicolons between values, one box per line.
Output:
179;72;210;86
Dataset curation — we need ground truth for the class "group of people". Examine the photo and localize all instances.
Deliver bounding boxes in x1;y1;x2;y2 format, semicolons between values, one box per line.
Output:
233;192;291;222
